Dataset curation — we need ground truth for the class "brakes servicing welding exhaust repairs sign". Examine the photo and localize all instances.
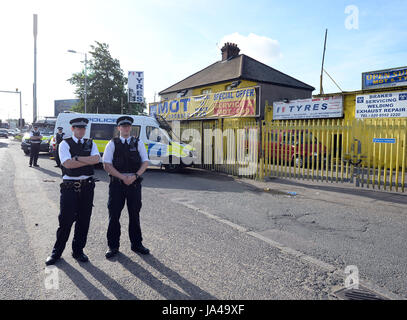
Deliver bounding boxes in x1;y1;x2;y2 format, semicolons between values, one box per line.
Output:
272;96;343;120
355;91;407;119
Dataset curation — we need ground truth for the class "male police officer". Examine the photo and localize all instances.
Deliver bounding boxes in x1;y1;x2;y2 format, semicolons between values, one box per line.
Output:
29;125;42;167
103;116;149;258
45;118;100;265
54;127;65;167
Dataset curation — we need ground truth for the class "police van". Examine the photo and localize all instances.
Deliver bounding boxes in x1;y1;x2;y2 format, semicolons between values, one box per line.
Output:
53;112;197;172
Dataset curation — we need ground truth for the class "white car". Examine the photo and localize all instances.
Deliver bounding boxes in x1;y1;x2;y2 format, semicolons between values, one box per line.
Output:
7;129;20;137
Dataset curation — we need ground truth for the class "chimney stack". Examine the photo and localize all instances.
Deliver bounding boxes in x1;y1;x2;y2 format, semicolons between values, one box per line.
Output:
221;42;240;61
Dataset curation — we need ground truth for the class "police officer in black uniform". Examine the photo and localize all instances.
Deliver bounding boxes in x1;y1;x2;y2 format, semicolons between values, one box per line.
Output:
103;116;150;258
29;125;42;167
45;118;100;265
54;126;65;167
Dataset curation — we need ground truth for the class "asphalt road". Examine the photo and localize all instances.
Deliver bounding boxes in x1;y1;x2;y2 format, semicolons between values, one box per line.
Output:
0;138;405;300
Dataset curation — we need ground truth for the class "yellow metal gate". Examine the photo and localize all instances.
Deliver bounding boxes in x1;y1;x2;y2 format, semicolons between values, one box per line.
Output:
260;118;407;192
177;118;406;192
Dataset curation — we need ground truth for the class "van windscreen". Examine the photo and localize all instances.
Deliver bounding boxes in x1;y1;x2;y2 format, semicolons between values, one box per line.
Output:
90;123;140;140
90;124;116;140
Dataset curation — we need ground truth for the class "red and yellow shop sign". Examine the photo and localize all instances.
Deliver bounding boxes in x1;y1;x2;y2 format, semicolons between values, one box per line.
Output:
149;87;257;120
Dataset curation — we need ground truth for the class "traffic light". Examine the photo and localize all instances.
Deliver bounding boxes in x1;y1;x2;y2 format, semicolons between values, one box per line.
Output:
18;119;25;127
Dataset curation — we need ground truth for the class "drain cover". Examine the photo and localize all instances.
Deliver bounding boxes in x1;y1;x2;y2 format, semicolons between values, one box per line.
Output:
334;286;388;300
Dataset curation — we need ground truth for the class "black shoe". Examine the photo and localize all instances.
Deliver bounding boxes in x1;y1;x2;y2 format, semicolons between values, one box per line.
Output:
131;244;150;255
45;255;60;265
29;164;32;167
54;165;60;167
72;251;89;262
34;164;39;167
105;248;119;259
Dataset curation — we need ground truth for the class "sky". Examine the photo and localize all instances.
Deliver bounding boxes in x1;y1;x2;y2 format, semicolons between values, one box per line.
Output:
1;0;406;123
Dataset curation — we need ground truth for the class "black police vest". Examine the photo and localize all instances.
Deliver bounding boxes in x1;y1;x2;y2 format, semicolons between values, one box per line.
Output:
31;131;41;143
56;132;65;144
112;137;142;174
61;137;94;177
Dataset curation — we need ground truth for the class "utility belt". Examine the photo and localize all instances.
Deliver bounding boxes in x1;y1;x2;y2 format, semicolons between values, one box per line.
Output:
61;177;96;192
109;175;143;185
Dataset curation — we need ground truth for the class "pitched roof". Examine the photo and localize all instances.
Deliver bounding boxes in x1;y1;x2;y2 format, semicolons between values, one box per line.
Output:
159;54;315;95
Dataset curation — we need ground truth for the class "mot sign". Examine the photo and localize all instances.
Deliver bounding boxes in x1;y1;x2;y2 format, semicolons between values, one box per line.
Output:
362;67;407;90
128;71;144;103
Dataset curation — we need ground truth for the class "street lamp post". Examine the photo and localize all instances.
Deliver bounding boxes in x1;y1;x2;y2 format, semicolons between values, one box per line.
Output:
33;14;38;124
68;50;88;113
0;89;23;129
84;53;87;114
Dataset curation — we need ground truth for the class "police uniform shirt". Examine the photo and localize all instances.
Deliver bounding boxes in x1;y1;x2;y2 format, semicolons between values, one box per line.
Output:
59;135;100;180
29;129;42;143
103;137;149;176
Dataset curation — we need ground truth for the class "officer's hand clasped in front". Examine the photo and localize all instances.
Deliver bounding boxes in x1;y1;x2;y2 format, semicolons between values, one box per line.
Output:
103;115;150;259
45;117;100;265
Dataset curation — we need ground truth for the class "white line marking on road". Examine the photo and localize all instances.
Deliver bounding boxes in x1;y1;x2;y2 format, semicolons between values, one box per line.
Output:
169;197;405;300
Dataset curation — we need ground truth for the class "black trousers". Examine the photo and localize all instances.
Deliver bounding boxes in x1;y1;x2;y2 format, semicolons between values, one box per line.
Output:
107;180;143;249
51;180;95;257
29;143;40;165
54;144;61;166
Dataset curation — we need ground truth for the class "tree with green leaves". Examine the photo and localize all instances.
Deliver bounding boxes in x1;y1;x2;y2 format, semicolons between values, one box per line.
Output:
68;41;145;115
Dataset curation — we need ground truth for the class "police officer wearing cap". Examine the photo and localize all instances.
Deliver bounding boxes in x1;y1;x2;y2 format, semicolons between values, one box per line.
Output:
103;116;150;258
54;127;65;167
45;117;100;265
29;125;42;167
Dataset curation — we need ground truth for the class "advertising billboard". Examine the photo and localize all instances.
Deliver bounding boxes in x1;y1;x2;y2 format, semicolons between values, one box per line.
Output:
362;67;407;90
355;91;407;119
128;71;144;103
149;87;257;120
273;96;343;120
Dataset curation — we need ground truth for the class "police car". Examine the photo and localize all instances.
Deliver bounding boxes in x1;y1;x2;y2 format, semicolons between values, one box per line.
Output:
54;112;198;172
21;127;54;155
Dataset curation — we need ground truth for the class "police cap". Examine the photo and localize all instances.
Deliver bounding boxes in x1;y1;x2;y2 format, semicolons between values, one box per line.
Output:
70;117;89;128
57;127;63;130
116;116;133;126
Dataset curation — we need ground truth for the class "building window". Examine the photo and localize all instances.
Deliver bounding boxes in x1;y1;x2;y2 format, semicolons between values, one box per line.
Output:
201;88;212;94
226;80;242;90
177;89;188;98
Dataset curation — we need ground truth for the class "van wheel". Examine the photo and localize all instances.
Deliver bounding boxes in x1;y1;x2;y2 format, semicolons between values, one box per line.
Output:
164;163;182;173
164;157;182;173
